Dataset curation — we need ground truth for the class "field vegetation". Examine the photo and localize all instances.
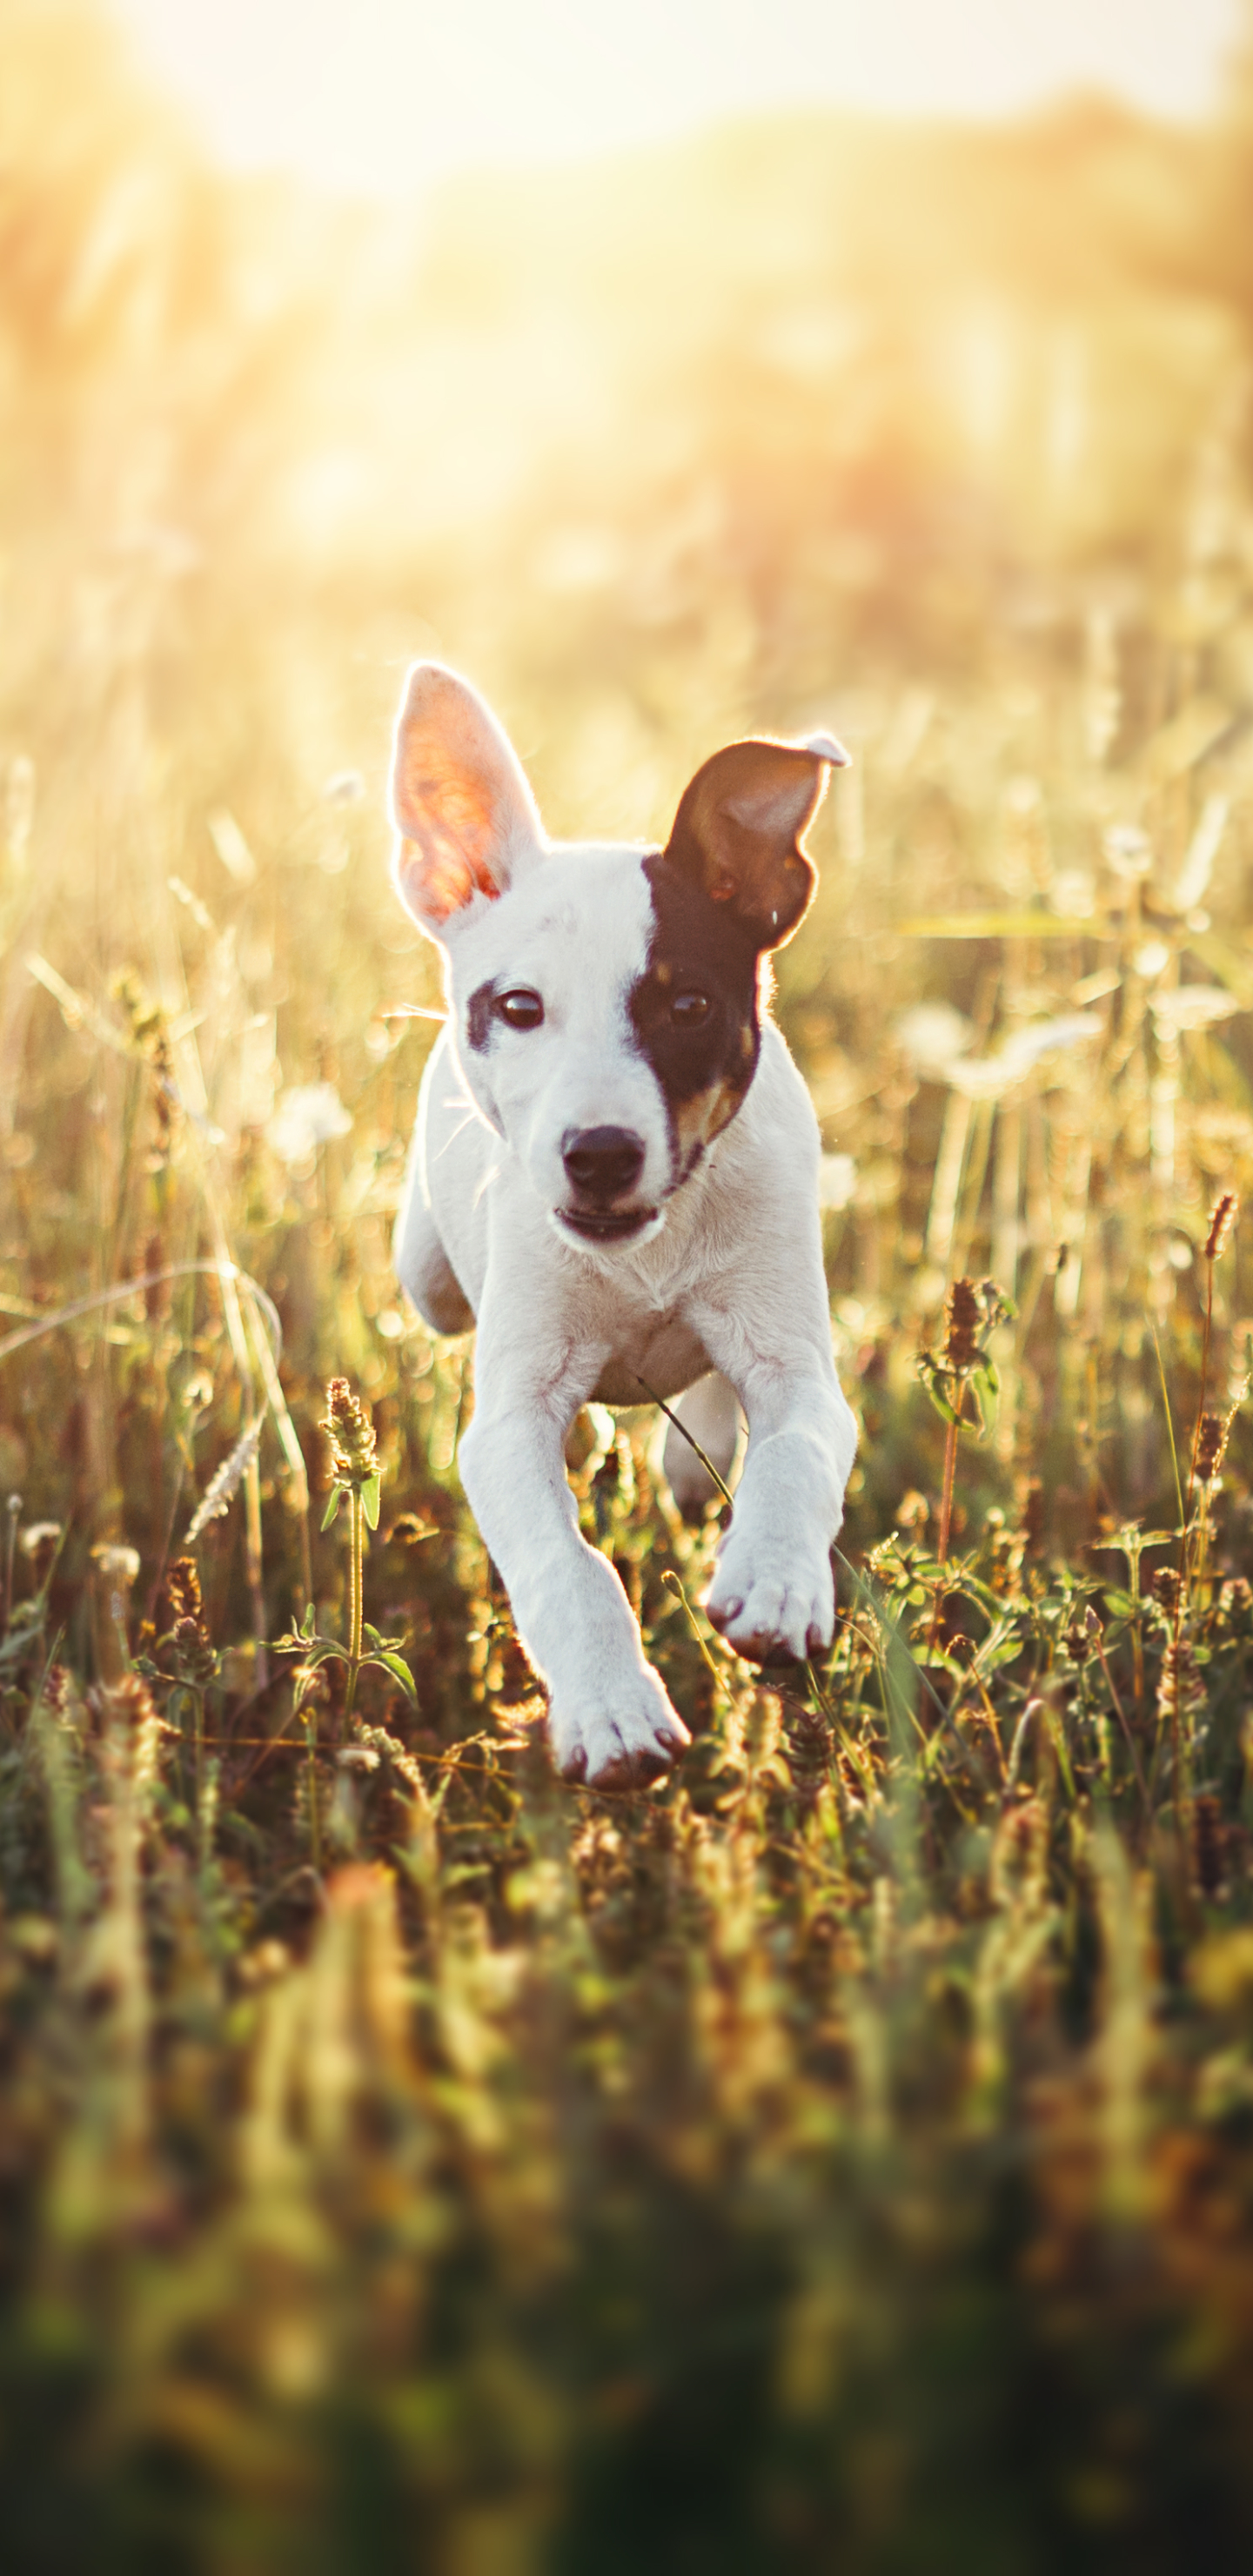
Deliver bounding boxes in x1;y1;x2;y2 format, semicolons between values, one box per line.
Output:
5;3;1253;2566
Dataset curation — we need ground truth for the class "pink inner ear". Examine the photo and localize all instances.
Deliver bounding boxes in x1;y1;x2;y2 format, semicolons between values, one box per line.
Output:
396;827;499;928
395;737;503;925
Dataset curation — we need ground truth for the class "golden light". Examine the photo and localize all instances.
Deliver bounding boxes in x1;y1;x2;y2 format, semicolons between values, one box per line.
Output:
111;0;1236;195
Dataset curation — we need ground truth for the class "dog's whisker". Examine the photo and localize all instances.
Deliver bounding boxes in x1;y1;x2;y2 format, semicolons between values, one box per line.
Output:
434;1109;478;1158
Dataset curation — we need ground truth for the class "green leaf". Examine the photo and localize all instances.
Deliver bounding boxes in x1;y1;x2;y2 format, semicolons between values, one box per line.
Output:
365;1649;418;1702
320;1488;344;1533
301;1600;316;1637
981;1635;1025;1671
362;1472;382;1532
923;1385;959;1426
970;1365;999;1440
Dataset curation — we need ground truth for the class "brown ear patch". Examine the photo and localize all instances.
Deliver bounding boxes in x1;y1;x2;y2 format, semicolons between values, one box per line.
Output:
665;735;841;951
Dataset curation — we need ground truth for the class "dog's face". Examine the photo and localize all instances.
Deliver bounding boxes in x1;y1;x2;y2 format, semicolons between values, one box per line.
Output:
389;666;846;1251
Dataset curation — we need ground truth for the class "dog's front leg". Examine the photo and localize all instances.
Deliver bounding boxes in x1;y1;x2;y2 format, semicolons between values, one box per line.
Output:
458;1332;689;1791
690;1291;858;1667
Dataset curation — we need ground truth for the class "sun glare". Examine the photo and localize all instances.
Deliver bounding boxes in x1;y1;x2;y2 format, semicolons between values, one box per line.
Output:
111;0;1238;194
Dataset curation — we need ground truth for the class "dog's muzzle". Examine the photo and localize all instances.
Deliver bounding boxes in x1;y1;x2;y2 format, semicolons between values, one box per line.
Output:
559;1125;654;1241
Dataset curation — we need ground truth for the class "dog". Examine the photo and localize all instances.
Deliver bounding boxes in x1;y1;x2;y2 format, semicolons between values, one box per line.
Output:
389;662;858;1790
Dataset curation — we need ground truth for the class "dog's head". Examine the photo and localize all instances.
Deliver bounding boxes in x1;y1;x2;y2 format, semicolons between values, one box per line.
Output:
389;663;847;1251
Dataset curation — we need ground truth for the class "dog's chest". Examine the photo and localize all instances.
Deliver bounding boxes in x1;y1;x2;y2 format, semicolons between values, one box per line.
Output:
566;1197;727;1404
589;1311;715;1407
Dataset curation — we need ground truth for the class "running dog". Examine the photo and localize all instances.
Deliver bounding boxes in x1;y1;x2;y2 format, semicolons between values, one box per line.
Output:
390;662;858;1790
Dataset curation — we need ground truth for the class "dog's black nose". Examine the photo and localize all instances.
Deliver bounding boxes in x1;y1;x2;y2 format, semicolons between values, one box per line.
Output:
562;1126;646;1199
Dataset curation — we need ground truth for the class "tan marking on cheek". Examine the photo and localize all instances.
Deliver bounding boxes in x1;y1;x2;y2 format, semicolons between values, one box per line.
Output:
674;1076;747;1161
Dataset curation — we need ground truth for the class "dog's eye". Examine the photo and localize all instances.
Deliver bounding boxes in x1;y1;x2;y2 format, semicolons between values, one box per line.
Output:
497;988;544;1031
670;989;710;1025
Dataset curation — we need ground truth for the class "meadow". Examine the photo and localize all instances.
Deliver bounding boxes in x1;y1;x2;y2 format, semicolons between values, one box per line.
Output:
3;6;1253;2566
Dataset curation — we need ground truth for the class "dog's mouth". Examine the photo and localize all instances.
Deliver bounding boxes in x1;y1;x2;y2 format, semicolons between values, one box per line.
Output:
558;1205;657;1244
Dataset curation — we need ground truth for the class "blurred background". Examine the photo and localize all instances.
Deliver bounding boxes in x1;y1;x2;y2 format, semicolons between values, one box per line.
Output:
6;3;1253;2568
6;0;1253;1546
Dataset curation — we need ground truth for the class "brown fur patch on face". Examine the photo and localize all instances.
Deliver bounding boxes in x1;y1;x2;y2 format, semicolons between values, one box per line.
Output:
672;1070;753;1172
631;854;763;1191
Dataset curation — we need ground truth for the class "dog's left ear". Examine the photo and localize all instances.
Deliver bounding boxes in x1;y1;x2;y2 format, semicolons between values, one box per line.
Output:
664;730;848;950
390;662;546;936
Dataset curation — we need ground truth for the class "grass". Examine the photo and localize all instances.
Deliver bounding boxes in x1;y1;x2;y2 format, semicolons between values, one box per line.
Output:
4;11;1253;2566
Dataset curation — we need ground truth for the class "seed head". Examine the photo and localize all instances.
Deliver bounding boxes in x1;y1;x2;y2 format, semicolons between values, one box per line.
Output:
1203;1192;1238;1262
323;1378;378;1490
941;1277;981;1374
18;1520;62;1563
1195;1412;1230;1484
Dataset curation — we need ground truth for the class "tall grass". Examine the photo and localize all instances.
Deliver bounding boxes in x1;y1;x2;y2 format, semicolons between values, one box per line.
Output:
3;8;1253;2566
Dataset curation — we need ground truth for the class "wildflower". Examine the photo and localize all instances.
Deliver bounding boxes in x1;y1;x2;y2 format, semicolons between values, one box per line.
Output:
323;1379;378;1493
895;1001;973;1077
18;1520;62;1578
164;1614;217;1687
1203;1192;1238;1262
266;1082;352;1166
91;1543;140;1592
817;1151;856;1210
1103;822;1152;880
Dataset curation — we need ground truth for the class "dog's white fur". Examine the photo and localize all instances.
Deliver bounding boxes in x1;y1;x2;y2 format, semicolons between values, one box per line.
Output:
390;663;858;1791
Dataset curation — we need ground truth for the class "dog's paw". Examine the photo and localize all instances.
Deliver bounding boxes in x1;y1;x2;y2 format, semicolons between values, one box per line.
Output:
548;1671;690;1794
706;1533;834;1666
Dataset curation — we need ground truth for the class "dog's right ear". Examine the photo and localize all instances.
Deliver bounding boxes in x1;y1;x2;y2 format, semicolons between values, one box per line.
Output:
389;663;546;936
664;728;848;951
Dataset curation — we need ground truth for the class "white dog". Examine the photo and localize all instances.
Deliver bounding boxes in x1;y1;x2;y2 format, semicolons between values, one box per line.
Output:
389;663;858;1791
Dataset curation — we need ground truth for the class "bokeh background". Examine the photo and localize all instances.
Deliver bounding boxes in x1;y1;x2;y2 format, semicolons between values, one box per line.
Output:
6;3;1253;2569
